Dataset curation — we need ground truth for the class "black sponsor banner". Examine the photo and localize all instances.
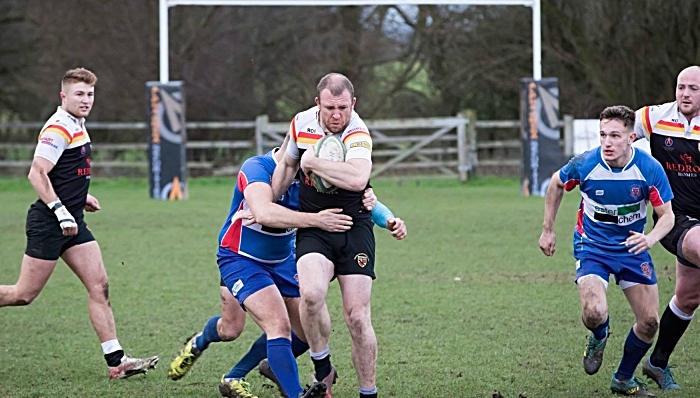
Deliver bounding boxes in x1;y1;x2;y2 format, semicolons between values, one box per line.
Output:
146;81;188;200
520;78;562;197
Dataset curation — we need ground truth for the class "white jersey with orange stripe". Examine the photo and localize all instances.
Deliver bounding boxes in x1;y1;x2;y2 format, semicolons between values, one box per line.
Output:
285;106;373;217
33;106;92;216
635;101;700;217
35;106;91;164
285;106;372;163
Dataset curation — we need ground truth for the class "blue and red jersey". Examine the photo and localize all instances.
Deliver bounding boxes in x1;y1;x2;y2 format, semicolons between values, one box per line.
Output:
218;150;300;263
560;147;673;256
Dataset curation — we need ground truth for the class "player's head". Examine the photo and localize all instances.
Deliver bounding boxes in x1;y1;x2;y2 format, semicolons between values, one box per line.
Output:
676;65;700;119
315;73;356;134
599;105;636;166
60;68;97;119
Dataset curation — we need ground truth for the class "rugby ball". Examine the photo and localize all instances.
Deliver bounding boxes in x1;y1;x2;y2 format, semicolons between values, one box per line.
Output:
311;135;346;193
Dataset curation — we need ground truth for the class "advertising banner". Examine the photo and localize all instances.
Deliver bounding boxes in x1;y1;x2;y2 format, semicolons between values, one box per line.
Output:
146;81;187;200
520;78;562;197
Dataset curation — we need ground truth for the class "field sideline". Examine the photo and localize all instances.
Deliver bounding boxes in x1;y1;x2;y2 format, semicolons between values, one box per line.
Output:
0;176;698;398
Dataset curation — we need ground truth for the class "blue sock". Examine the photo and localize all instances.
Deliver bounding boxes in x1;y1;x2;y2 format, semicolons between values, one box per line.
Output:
292;332;309;357
195;316;222;351
590;316;609;340
267;337;302;397
227;333;268;379
614;328;652;380
225;332;308;380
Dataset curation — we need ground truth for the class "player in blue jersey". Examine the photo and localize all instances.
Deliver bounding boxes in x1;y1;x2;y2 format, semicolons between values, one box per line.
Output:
539;106;675;396
167;134;406;398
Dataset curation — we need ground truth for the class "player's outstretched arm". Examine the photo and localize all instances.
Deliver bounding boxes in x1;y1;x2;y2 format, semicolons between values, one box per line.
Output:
301;147;371;192
244;182;352;232
625;201;675;255
28;157;78;236
271;152;299;201
539;171;566;257
370;200;406;240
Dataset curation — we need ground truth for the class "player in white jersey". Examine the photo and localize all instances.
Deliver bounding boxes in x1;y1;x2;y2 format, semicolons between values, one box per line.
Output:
272;73;380;398
632;65;700;390
0;68;158;379
540;106;674;396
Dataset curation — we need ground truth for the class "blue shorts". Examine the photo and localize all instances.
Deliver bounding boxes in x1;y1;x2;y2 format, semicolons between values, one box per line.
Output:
218;252;299;308
575;251;657;288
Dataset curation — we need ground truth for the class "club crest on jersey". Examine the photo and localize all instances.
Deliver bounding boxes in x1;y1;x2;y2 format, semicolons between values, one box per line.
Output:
630;185;641;198
640;262;652;279
81;146;86;155
665;137;673;147
354;253;369;268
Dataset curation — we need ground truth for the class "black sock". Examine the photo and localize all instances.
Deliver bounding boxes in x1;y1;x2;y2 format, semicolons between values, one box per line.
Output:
104;349;125;367
312;354;331;381
650;305;692;369
360;394;378;398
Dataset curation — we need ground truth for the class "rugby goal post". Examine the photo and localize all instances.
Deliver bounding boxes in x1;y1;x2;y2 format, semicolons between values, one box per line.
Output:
158;0;542;83
151;0;543;192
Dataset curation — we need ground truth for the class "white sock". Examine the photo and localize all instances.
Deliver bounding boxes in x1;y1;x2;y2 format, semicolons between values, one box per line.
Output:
101;339;123;355
670;295;695;320
310;346;330;360
360;386;378;395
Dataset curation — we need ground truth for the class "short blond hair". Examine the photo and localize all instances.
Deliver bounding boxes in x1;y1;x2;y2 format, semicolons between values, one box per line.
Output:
62;68;97;88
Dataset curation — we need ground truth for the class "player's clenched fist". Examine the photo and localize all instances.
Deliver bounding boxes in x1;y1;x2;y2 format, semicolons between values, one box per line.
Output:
386;218;407;240
539;230;556;256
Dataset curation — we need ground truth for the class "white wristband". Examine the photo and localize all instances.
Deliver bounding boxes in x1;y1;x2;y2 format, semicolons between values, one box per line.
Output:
47;200;62;210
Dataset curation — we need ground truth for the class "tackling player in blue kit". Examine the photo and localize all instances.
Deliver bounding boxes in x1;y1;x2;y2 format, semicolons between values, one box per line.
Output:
168;133;406;398
539;106;675;397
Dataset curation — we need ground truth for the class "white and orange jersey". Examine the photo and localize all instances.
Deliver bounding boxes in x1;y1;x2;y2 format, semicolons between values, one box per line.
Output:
33;107;92;216
635;101;700;140
285;106;372;218
285;106;372;163
635;101;700;217
35;106;91;164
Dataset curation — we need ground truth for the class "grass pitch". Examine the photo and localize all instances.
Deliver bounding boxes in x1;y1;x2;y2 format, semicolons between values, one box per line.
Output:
0;176;698;397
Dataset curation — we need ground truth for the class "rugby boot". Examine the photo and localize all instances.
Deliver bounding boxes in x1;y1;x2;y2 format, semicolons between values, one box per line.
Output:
311;365;338;398
610;376;655;396
642;358;681;390
300;381;327;398
168;332;203;380
109;354;159;379
583;332;608;375
218;376;259;398
258;359;287;398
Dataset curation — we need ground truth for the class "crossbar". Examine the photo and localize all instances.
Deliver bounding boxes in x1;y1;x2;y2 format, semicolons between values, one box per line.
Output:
160;0;540;82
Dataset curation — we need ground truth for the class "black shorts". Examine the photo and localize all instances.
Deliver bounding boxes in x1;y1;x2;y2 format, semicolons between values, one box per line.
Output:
296;217;376;279
658;213;700;268
25;203;95;261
